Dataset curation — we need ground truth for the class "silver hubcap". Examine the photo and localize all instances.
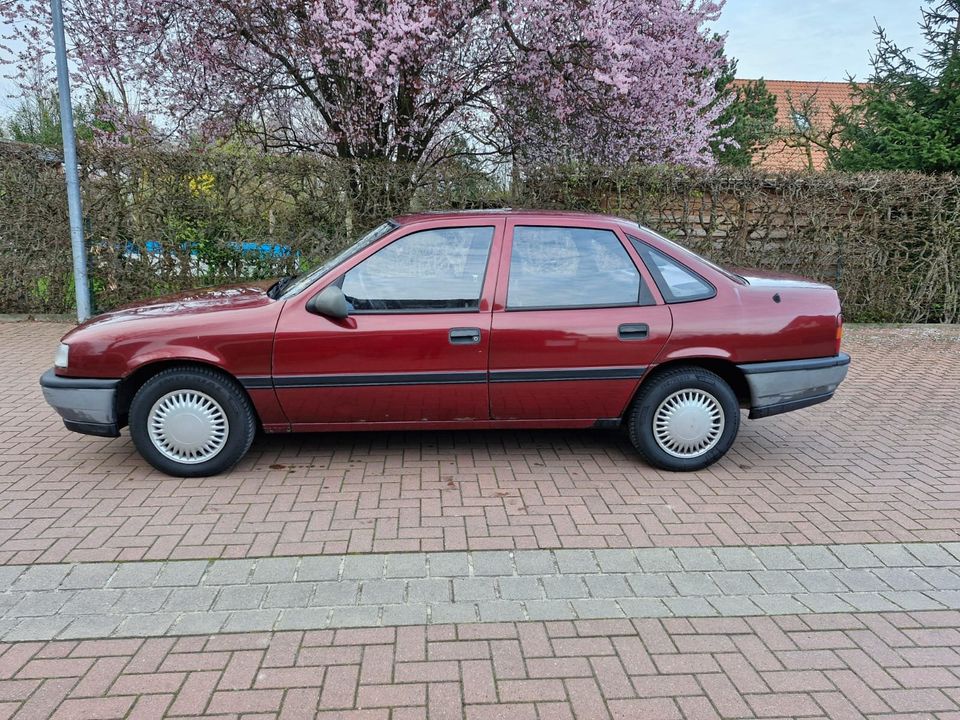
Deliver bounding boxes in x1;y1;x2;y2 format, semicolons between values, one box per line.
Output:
147;390;229;464
653;389;725;459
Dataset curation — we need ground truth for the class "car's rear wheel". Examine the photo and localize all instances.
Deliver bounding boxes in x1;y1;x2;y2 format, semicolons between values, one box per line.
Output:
627;366;740;471
129;366;256;477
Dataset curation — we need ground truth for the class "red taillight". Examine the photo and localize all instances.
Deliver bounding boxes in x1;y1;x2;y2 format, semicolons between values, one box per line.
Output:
835;313;844;355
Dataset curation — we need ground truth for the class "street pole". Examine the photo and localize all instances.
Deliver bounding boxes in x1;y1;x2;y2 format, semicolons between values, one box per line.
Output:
50;0;92;322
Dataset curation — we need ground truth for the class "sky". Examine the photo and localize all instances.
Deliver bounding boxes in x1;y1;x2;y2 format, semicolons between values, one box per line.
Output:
0;0;935;111
713;0;929;82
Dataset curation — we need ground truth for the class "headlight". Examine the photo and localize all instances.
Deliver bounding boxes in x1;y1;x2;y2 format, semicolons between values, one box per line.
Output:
54;343;70;369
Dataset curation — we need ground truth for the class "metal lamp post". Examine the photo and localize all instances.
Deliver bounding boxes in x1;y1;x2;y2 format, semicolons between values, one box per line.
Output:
50;0;91;322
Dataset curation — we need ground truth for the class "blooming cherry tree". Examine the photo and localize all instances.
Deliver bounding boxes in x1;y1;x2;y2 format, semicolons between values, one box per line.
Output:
3;0;728;166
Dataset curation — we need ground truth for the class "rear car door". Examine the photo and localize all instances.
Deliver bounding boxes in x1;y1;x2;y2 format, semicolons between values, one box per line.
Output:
489;219;672;421
272;219;502;427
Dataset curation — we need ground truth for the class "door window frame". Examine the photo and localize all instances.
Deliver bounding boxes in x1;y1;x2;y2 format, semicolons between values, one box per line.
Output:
291;217;506;317
493;219;665;312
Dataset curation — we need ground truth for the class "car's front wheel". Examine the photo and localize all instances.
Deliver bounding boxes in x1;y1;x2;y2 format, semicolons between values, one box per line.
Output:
628;366;740;472
129;366;256;477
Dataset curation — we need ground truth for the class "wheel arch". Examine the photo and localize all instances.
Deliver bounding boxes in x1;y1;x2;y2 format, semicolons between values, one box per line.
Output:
116;359;258;429
636;358;751;411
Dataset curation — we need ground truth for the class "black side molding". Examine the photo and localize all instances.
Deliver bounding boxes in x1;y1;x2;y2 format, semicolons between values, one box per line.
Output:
40;369;120;390
63;419;120;437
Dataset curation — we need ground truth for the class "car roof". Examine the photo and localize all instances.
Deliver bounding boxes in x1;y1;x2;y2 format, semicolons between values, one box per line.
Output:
391;208;639;227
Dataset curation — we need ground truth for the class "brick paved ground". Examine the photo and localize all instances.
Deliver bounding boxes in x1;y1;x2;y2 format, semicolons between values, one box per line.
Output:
4;613;960;719
2;322;959;565
3;321;960;718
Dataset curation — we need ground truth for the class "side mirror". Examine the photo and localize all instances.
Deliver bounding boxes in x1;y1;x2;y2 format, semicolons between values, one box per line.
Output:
306;285;350;319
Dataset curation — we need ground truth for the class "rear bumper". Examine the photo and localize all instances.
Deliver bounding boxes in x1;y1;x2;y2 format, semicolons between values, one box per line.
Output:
738;353;851;419
39;369;121;437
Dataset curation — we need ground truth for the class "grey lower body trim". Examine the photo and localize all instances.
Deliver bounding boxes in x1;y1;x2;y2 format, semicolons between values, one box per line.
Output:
739;354;850;419
39;368;120;437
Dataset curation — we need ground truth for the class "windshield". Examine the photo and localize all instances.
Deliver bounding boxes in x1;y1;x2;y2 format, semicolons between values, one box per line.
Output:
637;224;747;285
279;221;397;298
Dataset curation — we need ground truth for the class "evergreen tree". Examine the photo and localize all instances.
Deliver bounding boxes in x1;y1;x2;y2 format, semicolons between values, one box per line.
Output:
833;1;960;172
711;57;778;167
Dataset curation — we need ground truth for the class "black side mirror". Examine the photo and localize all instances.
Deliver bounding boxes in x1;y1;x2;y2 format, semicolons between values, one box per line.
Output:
306;285;350;319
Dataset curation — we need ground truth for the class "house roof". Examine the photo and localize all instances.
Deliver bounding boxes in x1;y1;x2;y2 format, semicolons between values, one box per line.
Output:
732;79;860;130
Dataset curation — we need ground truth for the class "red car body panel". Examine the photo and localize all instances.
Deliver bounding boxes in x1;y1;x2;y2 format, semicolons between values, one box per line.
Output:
52;210;845;437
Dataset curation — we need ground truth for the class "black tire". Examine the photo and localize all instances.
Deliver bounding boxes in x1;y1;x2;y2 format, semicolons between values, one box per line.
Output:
627;366;740;472
128;366;256;477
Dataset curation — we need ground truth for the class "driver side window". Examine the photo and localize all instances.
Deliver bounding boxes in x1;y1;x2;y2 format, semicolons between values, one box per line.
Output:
341;226;494;312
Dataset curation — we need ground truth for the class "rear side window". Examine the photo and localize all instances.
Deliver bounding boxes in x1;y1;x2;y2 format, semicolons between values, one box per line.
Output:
507;226;654;309
629;237;716;303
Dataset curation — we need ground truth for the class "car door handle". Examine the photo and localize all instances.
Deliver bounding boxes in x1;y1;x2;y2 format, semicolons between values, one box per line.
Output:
449;327;482;345
618;323;649;340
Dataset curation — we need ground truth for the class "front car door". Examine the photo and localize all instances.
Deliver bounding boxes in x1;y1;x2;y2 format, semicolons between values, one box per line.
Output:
272;218;503;428
489;218;673;422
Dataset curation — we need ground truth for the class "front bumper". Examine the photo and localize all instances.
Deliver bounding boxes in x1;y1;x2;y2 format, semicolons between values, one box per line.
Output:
39;368;121;437
738;353;851;419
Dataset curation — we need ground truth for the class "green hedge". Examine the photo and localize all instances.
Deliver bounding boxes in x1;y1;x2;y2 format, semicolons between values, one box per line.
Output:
1;143;957;322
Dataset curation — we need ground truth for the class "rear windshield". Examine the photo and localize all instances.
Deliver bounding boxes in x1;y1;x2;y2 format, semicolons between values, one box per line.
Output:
635;225;747;285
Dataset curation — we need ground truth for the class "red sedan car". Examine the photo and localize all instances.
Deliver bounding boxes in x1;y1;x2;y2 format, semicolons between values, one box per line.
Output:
41;210;849;477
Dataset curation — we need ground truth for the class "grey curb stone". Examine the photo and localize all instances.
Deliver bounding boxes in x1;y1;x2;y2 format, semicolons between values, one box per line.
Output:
1;542;960;641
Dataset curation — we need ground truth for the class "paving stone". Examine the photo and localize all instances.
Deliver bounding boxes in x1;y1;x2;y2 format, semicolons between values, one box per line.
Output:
674;548;723;571
59;589;122;615
12;565;71;590
627;574;675;598
384;554;427;578
751;571;805;594
514;551;556;575
750;595;810;615
571;599;624;620
881;591;945;611
60;563;118;589
829;545;883;568
453;578;496;602
8;591;73;617
498;576;542;600
905;544;956;566
0;566;25;591
115;612;179;637
543;576;589;599
916;568;960;590
478;601;525;622
870;544;921;567
408;578;451;603
874;568;932;591
262;583;315;608
707;596;764;616
714;548;764;571
617;598;671;618
429;603;478;624
837;593;900;612
214;585;267;611
427;553;469;577
275;608;330;630
328;606;379;628
162;587;218;612
251;557;299;584
297;556;341;582
381;604;428;625
107;564;162;589
833;570;891;592
472;552;514;576
792;546;843;570
223;609;280;633
555;550;599;574
112;588;170;614
595;549;640;573
925;590;960;609
663;597;715;617
753;547;804;570
792;570;847;593
712;572;764;596
4;616;72;641
583;575;632;598
313;581;358;606
62;615;122;639
155;561;208;587
170;612;229;636
360;580;406;605
204;559;256;585
636;549;682;573
524;600;576;620
667;573;720;596
342;555;384;580
795;593;856;614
